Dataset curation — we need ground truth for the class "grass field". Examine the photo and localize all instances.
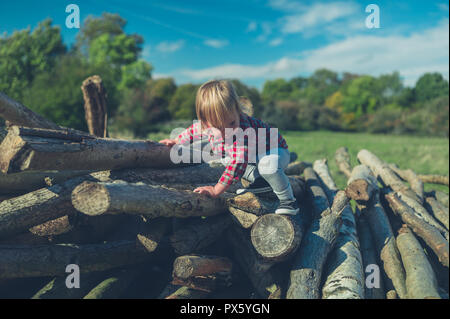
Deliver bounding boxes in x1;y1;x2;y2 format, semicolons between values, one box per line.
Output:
146;130;449;193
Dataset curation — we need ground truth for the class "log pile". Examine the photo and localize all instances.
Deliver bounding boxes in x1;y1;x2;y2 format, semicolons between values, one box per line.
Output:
0;91;448;299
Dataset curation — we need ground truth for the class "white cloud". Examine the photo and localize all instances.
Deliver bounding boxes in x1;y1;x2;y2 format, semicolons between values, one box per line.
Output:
268;0;305;12
281;2;360;34
156;40;185;53
256;22;273;42
177;19;449;86
204;39;229;48
269;37;284;46
246;21;258;32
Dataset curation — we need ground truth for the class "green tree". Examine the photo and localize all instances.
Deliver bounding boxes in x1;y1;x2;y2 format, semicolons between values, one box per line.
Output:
341;75;381;118
414;72;449;102
168;84;199;120
0;19;66;101
114;78;176;137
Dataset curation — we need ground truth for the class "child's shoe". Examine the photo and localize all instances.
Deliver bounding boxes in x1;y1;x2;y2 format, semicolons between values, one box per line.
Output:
275;200;300;215
236;177;273;195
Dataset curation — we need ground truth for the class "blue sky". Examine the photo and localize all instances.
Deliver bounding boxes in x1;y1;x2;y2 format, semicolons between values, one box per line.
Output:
1;0;448;89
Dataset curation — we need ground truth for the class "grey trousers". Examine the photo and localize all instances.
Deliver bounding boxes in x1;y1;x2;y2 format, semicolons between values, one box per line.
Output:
222;147;295;201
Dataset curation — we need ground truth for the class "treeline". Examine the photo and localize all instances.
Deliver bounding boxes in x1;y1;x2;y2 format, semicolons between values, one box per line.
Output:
0;14;448;137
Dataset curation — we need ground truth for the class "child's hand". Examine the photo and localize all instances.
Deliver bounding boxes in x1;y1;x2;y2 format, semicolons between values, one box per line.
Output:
193;186;218;198
159;139;177;147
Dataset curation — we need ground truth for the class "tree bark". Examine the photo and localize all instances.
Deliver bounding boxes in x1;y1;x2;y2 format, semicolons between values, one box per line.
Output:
71;181;227;218
359;192;407;299
385;192;449;268
313;159;365;299
357;213;386;299
418;175;449;186
396;225;441;299
286;191;349;299
303;167;330;218
225;226;282;299
389;164;424;204
0;240;152;279
0;172;110;239
81;75;108;138
250;213;302;262
335;147;352;178
83;267;142;299
345;165;378;204
0;92;62;130
32;272;105;299
424;197;449;230
170;214;232;255
433;190;449;208
358;150;447;238
357;149;421;203
0;126;181;173
284;161;312;176
160;285;209;299
228;207;258;229
173;255;232;279
0;170;93;196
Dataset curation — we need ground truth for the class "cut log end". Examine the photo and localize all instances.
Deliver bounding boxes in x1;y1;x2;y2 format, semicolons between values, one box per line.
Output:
72;182;110;216
250;214;301;261
345;180;371;202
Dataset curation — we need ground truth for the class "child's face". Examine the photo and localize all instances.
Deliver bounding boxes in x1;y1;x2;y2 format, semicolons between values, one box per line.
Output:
207;111;240;140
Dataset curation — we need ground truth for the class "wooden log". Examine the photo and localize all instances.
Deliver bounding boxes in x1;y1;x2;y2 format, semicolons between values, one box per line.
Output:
357;213;385;299
228;207;258;229
345;165;378;204
0;172;110;239
0;240;152;279
172;255;233;292
424;197;449;230
284;161;312;175
0;92;61;130
83;267;142;299
250;213;302;262
172;255;232;279
161;285;209;299
32;272;104;299
358;150;447;238
0;170;93;195
71;181;227;218
81;75;108;138
286;191;349;299
170;214;232;255
303;167;330;218
433;190;449;208
357;149;421;203
396;225;441;299
335;147;352;178
225;226;282;299
0;125;181;173
385;192;449;268
389;164;424;204
418;175;449;187
313;159;365;299
359;191;407;299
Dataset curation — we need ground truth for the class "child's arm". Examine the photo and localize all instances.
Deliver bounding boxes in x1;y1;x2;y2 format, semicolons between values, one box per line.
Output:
159;122;203;146
193;182;230;197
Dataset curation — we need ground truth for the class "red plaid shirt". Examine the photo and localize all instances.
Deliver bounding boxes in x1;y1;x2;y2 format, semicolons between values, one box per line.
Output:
177;113;288;186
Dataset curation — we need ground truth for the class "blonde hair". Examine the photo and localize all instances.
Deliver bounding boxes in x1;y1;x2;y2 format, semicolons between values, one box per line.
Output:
196;79;253;130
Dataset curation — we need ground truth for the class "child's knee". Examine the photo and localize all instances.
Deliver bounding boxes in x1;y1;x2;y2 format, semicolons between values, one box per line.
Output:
258;155;281;176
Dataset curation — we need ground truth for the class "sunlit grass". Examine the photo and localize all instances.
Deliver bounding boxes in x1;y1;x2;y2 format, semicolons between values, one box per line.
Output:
146;130;449;193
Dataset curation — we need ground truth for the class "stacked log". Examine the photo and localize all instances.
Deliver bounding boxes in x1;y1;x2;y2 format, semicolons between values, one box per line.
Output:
0;93;448;299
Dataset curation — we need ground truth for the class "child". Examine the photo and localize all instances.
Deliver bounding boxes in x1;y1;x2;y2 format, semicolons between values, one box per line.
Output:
159;79;299;215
